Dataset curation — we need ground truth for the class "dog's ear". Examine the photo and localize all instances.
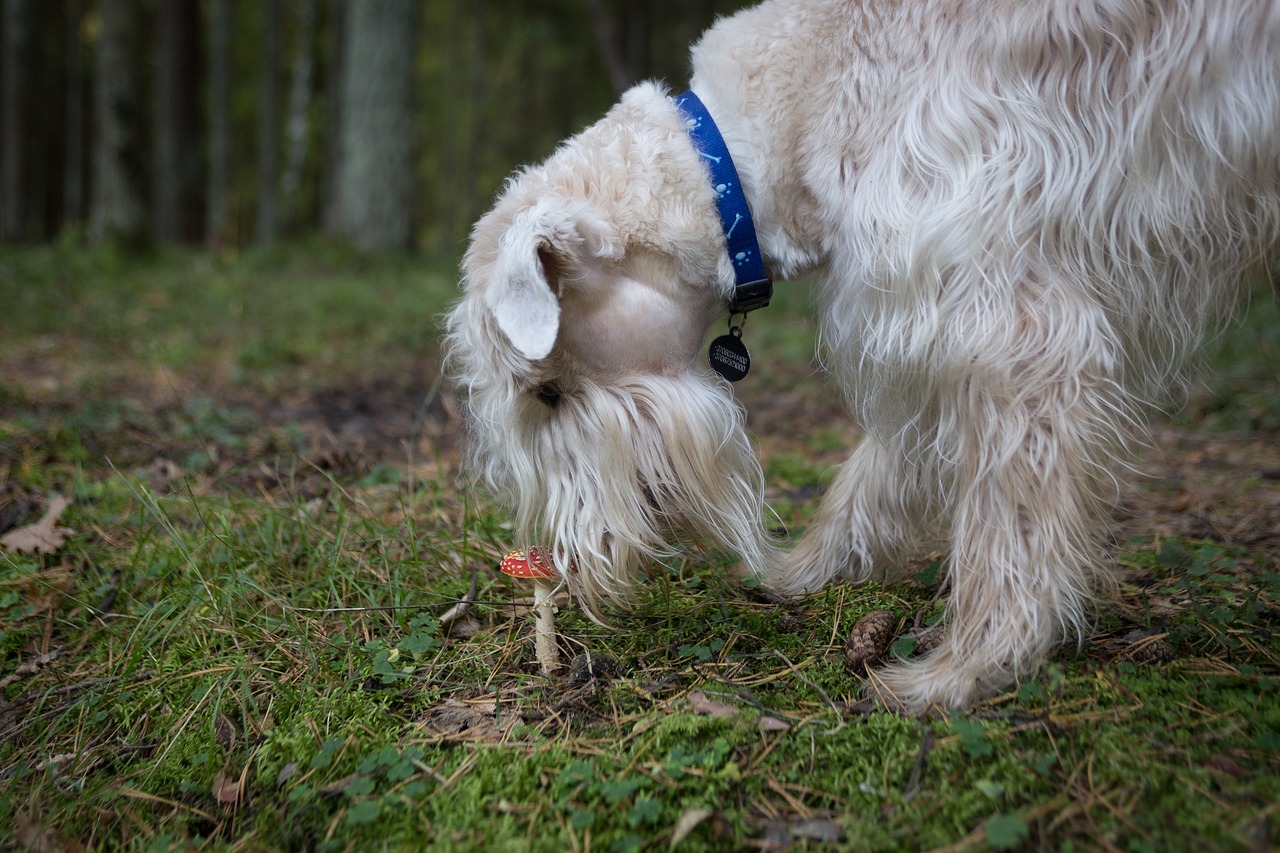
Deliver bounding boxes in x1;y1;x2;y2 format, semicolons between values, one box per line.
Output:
485;199;618;361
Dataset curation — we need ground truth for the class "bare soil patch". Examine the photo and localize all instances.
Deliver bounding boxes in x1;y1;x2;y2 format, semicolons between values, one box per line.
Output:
6;341;1276;564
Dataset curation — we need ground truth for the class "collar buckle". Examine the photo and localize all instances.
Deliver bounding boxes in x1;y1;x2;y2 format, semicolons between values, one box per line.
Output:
728;277;773;315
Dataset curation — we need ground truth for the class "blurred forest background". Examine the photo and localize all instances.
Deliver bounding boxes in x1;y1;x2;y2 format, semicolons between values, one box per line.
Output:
0;0;755;256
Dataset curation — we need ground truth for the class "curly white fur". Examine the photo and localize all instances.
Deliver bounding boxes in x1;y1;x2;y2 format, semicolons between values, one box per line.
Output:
446;0;1280;709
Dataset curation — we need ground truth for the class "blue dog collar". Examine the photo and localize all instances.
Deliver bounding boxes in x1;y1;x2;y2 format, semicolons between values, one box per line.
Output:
675;91;773;316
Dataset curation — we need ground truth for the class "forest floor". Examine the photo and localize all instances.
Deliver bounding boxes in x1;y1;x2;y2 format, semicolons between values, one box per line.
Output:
1;245;1278;852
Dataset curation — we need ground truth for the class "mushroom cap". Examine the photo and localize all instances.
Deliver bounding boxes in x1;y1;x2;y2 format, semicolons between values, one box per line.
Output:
499;547;557;579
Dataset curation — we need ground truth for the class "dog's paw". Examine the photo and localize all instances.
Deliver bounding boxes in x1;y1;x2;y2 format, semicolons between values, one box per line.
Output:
862;655;984;715
760;545;857;599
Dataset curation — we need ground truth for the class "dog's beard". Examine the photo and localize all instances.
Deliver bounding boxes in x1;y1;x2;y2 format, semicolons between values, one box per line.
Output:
466;371;779;616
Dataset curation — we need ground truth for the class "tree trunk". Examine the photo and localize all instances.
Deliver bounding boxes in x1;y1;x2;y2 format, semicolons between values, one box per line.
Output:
25;0;46;237
434;3;467;252
440;1;485;252
206;0;230;249
582;0;630;95
280;0;316;231
1;0;31;241
153;0;203;244
462;2;487;242
623;2;651;82
90;0;145;245
320;0;344;235
335;0;418;251
63;0;85;230
256;0;281;247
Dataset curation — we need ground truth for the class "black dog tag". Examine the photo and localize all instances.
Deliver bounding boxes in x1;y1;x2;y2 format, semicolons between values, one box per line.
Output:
709;332;751;382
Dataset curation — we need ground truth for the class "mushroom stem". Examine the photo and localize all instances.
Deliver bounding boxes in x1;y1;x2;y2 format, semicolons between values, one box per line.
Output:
532;578;560;674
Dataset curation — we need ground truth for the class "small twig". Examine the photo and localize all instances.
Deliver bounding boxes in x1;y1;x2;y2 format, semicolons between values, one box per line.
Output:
438;568;479;629
285;603;445;614
0;669;157;713
772;650;845;733
904;720;934;800
409;757;450;785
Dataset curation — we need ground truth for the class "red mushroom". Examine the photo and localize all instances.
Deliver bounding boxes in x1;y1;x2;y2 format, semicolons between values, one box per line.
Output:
499;547;560;674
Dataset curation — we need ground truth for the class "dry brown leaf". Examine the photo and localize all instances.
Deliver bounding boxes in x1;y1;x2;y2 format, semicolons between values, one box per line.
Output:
1204;754;1250;778
669;808;713;848
789;816;848;843
144;458;183;493
14;810;86;853
438;568;482;637
757;715;791;732
213;769;241;805
275;762;301;788
1;496;73;555
419;699;516;742
319;772;361;797
215;713;239;750
688;691;738;719
437;599;469;624
0;651;59;691
445;614;482;638
1140;594;1185;617
20;568;75;618
439;594;482;638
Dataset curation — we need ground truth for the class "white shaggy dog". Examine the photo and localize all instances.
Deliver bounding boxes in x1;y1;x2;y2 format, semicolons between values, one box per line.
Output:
446;0;1280;710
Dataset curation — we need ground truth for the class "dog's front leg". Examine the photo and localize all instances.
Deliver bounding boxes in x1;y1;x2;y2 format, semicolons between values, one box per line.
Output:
764;436;936;595
870;351;1123;711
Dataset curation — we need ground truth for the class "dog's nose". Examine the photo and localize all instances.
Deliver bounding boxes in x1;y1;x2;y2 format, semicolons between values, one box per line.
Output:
536;383;561;409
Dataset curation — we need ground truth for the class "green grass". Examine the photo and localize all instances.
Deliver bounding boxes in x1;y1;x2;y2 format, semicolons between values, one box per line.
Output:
1;246;1278;851
1181;285;1280;432
1;240;456;388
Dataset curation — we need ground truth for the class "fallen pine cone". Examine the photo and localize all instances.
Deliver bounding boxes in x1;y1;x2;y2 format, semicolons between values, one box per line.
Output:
845;610;900;673
568;652;625;683
1115;630;1176;664
776;612;807;635
911;621;945;654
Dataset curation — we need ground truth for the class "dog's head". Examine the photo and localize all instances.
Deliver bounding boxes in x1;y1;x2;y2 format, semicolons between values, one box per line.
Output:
445;83;779;613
